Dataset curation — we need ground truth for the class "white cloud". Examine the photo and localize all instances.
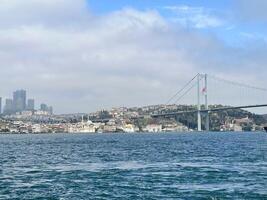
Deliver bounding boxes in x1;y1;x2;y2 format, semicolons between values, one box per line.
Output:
0;0;89;28
0;1;266;113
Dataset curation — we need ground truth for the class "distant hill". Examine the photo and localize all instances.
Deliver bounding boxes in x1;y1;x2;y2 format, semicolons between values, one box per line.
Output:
135;104;267;131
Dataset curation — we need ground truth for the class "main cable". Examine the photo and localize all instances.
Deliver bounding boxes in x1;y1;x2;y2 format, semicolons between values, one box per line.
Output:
166;73;199;105
209;75;267;92
174;76;204;105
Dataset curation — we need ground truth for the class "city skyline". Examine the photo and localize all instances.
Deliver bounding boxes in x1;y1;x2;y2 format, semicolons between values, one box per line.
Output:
0;89;53;115
0;0;267;114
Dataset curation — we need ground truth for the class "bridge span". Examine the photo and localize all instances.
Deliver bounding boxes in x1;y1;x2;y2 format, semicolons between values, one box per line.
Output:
152;73;267;131
151;104;267;118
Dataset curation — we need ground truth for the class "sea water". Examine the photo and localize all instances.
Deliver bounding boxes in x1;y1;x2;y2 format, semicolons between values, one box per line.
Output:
0;132;266;199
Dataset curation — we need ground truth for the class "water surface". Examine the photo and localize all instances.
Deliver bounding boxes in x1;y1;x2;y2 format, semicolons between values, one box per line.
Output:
0;132;266;199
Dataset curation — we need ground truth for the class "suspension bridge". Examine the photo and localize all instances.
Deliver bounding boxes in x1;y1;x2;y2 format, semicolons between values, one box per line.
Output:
151;74;267;131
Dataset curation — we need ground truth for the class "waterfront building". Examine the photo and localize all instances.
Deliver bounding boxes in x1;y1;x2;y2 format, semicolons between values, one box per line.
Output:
162;123;189;132
27;99;35;111
123;124;135;133
68;120;96;133
145;124;162;133
32;124;42;133
103;125;117;132
13;90;26;112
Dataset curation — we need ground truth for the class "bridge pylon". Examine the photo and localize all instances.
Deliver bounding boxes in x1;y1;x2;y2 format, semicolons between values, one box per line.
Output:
197;73;209;131
197;74;201;131
204;74;209;131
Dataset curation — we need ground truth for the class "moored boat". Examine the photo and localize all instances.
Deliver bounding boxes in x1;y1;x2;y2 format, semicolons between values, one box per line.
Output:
264;127;267;132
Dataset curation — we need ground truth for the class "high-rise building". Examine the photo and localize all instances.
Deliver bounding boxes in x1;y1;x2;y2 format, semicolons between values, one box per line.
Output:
13;90;26;112
48;106;53;115
40;103;48;111
27;99;35;111
0;97;2;114
4;99;13;115
40;103;53;115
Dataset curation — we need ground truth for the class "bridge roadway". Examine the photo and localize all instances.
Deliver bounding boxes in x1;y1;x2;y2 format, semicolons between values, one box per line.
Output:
151;104;267;118
88;104;267;122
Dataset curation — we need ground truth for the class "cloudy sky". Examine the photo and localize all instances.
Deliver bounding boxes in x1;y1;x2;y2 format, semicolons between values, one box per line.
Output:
0;0;267;114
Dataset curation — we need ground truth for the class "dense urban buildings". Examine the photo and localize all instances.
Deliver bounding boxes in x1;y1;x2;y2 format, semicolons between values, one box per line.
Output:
1;89;53;115
0;93;266;134
0;104;266;134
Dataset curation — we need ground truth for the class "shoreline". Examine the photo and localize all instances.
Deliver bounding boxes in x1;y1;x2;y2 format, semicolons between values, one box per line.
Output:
0;131;265;135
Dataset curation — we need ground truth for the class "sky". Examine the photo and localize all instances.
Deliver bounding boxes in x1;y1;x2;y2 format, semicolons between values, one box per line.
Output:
0;0;267;114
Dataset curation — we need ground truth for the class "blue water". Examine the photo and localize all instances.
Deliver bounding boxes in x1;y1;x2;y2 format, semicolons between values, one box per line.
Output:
0;132;266;200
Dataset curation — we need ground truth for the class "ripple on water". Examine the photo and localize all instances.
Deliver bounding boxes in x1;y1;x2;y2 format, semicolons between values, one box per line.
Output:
0;132;266;199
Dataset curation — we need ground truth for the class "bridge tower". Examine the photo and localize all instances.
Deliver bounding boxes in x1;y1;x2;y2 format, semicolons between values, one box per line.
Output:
204;74;209;131
197;74;209;131
197;74;201;131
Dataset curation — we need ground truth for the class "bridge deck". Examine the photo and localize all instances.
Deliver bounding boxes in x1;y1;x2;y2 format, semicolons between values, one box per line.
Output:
151;104;267;118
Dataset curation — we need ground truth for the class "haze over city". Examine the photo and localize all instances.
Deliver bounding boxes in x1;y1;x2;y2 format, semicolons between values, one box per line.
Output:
0;0;267;114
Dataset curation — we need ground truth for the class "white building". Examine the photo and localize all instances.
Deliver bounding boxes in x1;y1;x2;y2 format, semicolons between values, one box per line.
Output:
68;120;96;133
163;123;188;132
123;124;135;133
145;124;162;133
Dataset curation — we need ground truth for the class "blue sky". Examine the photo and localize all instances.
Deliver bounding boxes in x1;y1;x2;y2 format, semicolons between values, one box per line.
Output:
87;0;267;47
87;0;231;13
0;0;267;113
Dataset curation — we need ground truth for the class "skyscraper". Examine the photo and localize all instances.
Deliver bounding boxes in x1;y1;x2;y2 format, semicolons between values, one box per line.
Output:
27;99;35;111
4;99;13;115
40;103;48;111
48;106;53;115
13;89;26;112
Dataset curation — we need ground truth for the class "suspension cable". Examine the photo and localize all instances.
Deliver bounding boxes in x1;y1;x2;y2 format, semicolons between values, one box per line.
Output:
174;76;204;105
166;73;199;105
209;74;267;92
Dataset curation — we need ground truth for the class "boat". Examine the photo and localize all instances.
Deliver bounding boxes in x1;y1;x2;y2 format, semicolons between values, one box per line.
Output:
264;127;267;132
